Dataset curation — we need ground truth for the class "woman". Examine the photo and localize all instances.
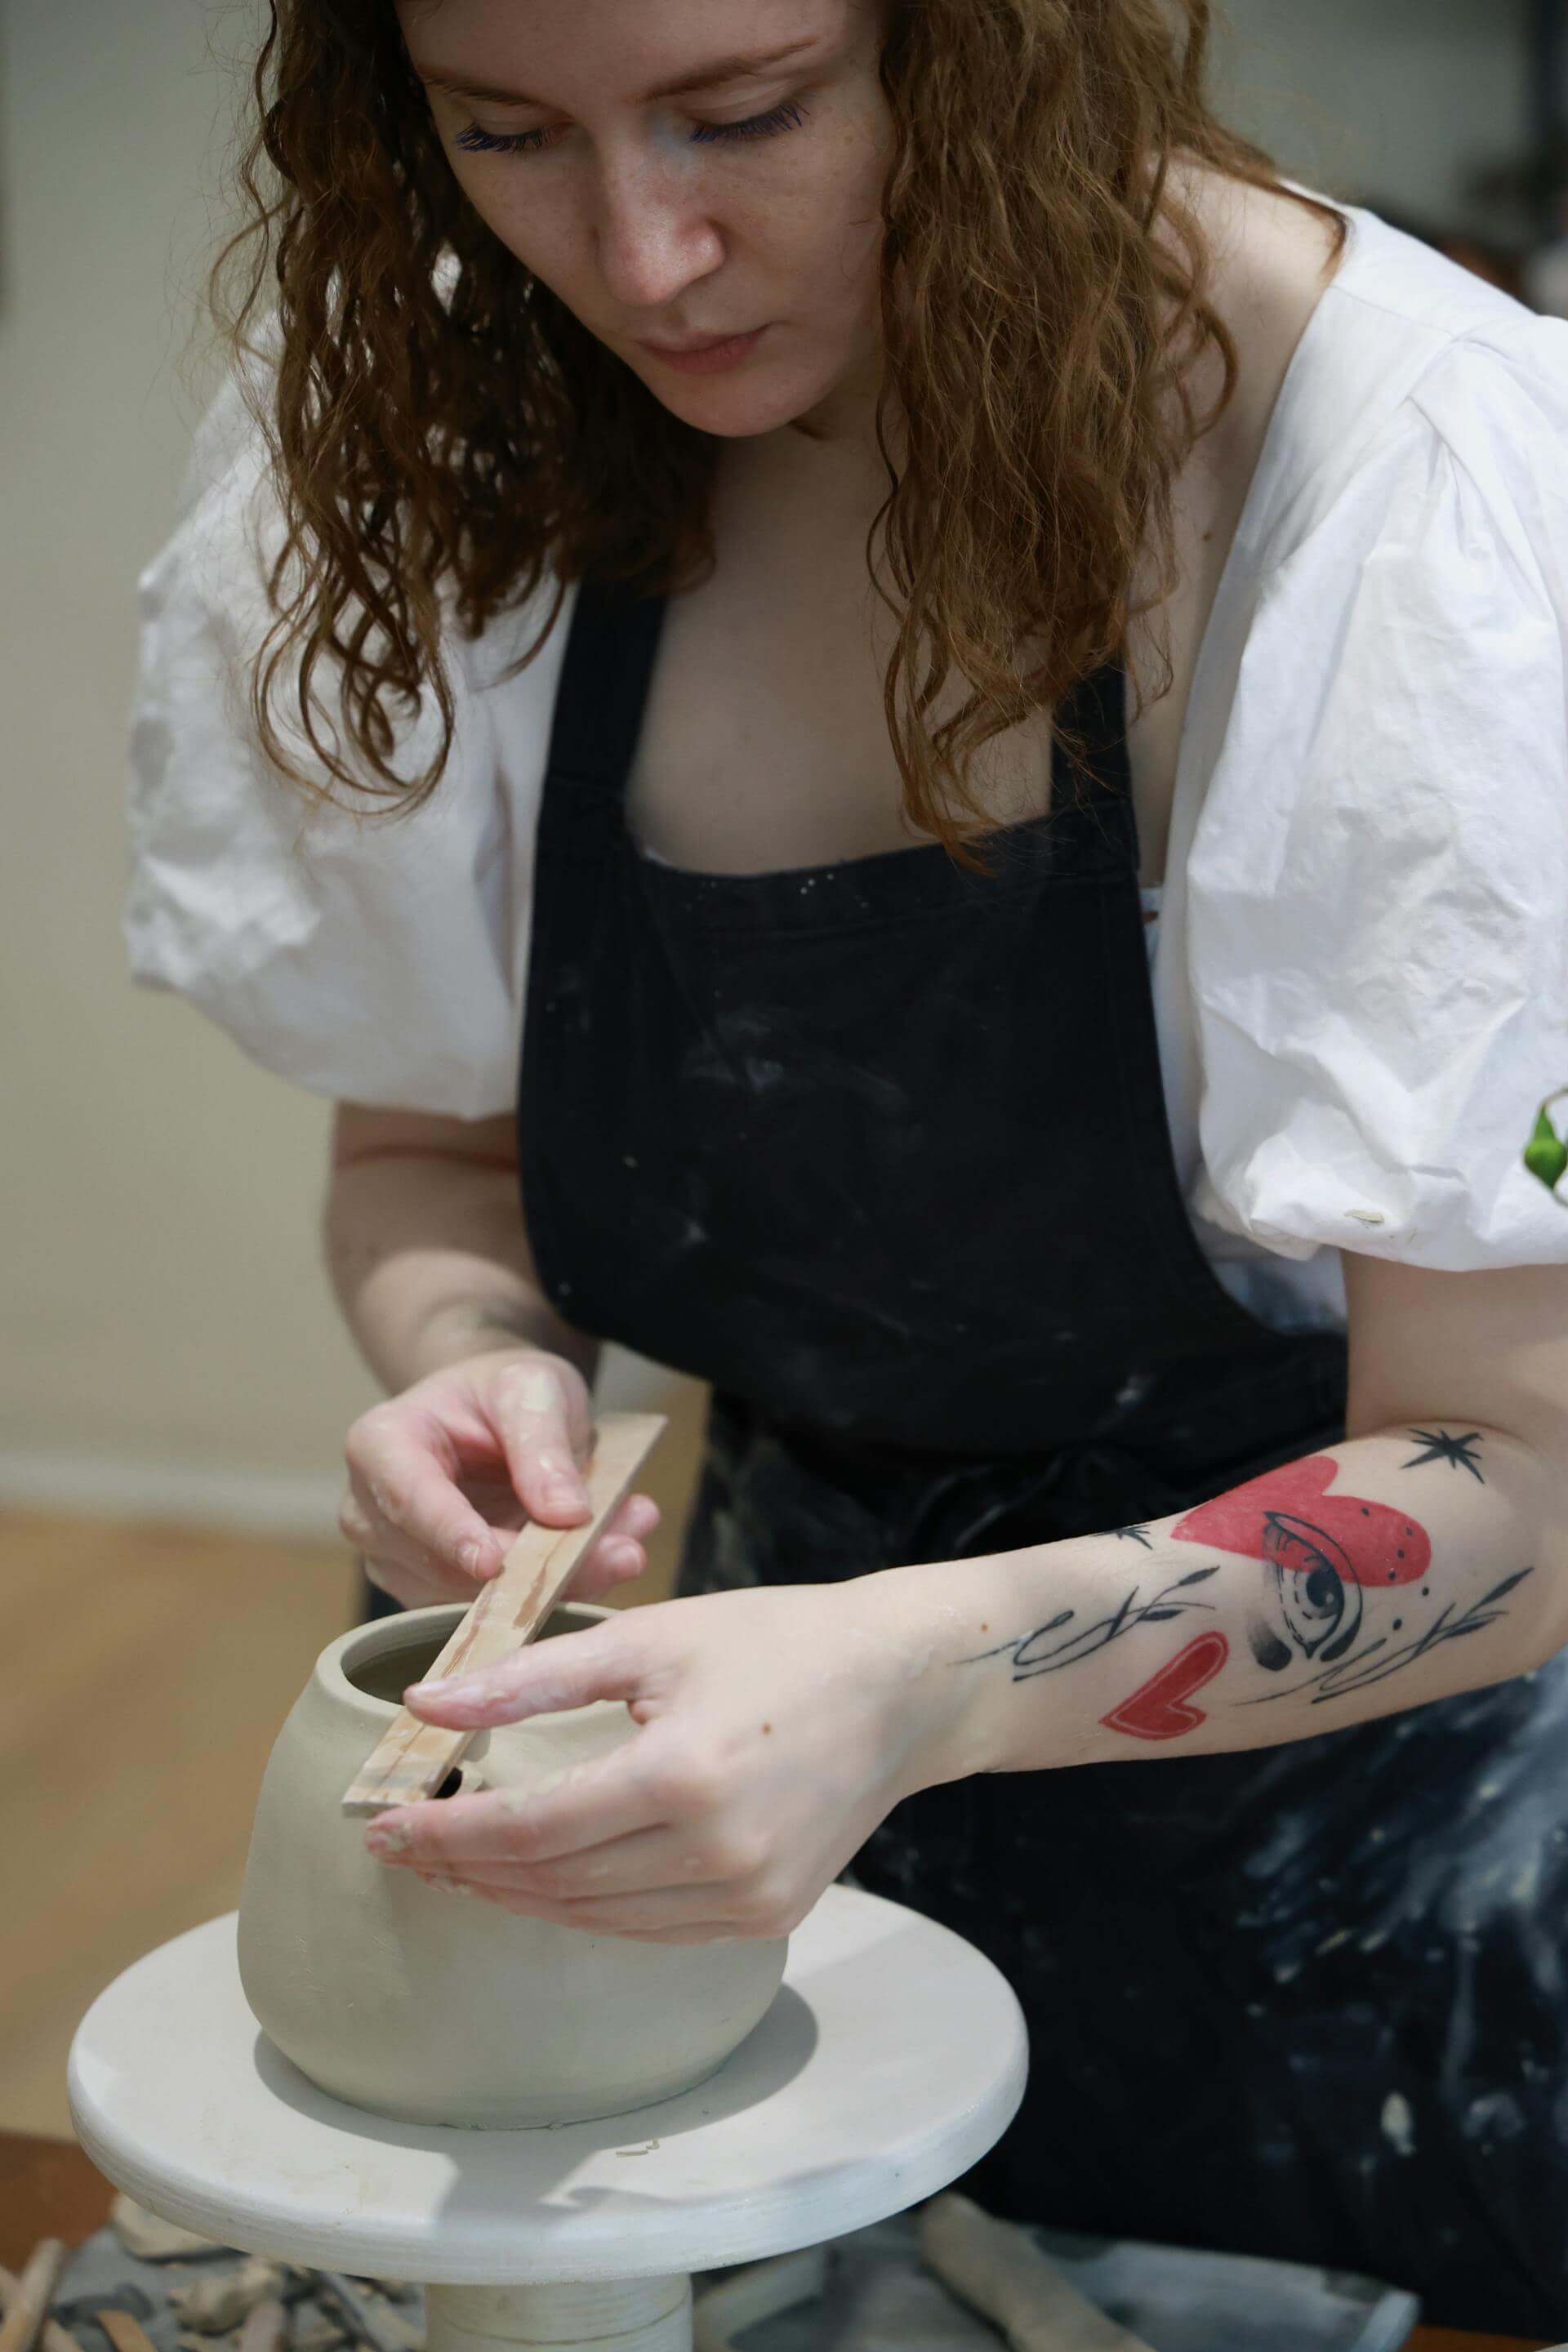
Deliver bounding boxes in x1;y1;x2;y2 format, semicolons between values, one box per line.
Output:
126;0;1568;2325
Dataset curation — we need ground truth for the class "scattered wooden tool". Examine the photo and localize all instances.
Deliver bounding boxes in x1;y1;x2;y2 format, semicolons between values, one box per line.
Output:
170;2259;287;2335
341;1412;666;1815
311;2276;405;2352
107;2195;222;2263
0;2265;82;2352
920;2194;1159;2352
234;2301;288;2352
0;2243;67;2352
97;2312;161;2352
691;2246;828;2351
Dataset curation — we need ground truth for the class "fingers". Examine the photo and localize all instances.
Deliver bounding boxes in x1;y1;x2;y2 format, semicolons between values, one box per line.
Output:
411;1869;765;1938
488;1357;593;1526
361;1551;477;1612
608;1491;662;1546
408;1871;742;1944
342;1352;664;1608
341;1411;501;1594
367;1749;662;1869
389;1820;741;1901
403;1615;644;1727
572;1492;662;1599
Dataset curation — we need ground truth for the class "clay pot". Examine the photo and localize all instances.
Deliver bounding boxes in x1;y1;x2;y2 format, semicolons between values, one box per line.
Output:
237;1601;787;2129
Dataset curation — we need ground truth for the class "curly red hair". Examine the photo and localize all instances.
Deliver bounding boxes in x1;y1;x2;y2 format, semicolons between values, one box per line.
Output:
212;1;1346;858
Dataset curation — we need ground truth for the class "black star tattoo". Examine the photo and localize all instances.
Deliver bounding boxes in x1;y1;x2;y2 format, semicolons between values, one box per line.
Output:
1402;1428;1486;1483
1112;1524;1154;1548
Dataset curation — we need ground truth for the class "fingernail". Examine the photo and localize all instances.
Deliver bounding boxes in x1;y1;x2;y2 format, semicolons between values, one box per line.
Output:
546;1482;589;1515
458;1540;488;1573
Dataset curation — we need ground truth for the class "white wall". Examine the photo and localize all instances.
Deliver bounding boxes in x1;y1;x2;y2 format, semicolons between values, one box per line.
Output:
0;0;1535;1543
2;0;364;1529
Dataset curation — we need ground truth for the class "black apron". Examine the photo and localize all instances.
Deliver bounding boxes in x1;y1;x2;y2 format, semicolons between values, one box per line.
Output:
514;570;1568;2333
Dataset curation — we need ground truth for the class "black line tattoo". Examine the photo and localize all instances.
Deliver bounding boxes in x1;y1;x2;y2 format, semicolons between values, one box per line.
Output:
1240;1568;1535;1705
955;1567;1220;1682
1112;1524;1155;1548
1402;1428;1486;1482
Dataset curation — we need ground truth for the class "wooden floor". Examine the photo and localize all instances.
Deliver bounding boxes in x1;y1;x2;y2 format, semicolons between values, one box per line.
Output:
2;1511;359;2135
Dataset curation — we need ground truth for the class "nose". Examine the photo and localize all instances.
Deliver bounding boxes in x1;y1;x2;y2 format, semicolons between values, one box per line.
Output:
589;149;728;317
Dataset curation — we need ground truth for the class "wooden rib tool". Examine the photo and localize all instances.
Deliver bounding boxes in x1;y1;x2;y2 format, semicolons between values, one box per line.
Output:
0;2243;67;2352
341;1411;666;1816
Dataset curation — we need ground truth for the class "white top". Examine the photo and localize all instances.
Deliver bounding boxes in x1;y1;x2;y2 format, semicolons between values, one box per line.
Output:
123;194;1568;1336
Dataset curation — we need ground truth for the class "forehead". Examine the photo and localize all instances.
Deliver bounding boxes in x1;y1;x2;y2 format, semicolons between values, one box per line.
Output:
395;0;862;90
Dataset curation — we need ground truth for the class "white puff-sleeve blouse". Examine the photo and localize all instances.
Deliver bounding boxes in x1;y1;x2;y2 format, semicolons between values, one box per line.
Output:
123;196;1568;1336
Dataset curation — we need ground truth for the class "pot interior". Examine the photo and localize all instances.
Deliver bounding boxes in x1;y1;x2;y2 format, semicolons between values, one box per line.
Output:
343;1606;581;1707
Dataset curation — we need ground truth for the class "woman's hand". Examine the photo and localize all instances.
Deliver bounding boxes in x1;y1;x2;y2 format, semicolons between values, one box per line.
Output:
338;1347;660;1610
362;1577;972;1942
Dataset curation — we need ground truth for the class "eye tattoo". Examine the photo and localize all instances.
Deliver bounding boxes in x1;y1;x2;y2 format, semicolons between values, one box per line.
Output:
455;100;811;157
1260;1510;1364;1668
1242;1567;1535;1706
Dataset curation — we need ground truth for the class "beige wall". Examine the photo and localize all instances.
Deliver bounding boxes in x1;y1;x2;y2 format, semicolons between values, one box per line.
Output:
0;0;1529;1548
0;0;708;1570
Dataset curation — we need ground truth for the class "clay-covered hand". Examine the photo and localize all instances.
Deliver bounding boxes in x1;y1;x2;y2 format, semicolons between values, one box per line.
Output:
337;1347;659;1611
362;1579;972;1942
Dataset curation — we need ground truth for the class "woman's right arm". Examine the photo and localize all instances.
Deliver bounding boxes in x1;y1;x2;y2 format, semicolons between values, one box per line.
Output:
326;1105;657;1610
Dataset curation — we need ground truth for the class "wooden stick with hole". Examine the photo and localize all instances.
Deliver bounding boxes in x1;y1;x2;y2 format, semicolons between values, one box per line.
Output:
341;1410;666;1815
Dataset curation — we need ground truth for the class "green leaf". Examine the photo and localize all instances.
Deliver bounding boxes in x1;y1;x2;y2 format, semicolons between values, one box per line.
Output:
1523;1104;1568;1192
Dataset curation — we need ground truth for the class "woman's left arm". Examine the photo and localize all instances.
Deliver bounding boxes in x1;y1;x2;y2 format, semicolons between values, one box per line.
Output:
893;1256;1568;1775
366;1257;1568;1940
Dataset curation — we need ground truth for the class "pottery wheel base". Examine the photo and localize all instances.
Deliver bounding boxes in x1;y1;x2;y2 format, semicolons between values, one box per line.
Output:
426;2278;690;2352
68;1889;1027;2352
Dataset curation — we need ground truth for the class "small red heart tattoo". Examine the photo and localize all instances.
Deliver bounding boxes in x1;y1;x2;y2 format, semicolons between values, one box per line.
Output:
1100;1632;1230;1741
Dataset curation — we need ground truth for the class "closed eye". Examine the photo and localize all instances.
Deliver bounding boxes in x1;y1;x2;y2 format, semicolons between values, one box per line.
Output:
455;101;810;157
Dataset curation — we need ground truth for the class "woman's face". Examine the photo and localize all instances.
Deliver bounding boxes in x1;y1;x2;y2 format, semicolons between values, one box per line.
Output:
397;0;894;445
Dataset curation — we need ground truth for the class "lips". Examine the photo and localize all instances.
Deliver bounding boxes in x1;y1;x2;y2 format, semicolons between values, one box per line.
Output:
643;332;751;353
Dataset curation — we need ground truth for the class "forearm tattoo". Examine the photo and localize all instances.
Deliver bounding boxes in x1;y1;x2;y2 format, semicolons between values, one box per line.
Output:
956;1429;1533;1744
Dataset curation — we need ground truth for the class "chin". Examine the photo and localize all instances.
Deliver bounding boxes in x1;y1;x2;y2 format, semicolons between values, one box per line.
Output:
627;332;869;447
644;376;823;442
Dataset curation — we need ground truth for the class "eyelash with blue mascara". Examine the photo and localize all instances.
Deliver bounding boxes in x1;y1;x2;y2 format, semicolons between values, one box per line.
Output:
455;101;808;157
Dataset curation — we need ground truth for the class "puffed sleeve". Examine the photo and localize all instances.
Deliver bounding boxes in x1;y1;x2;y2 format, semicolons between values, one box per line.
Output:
1185;313;1568;1272
122;354;570;1117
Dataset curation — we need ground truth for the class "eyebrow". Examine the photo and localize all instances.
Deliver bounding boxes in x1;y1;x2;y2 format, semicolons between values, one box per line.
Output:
415;37;820;110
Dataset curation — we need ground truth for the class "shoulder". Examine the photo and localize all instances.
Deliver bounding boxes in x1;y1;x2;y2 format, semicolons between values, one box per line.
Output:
1179;219;1568;1276
126;354;579;1116
1245;195;1568;564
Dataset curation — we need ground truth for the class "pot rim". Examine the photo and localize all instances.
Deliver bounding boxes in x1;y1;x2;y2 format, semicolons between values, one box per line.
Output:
319;1597;617;1720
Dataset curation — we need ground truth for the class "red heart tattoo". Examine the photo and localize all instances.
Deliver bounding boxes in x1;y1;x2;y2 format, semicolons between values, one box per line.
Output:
1100;1632;1230;1741
1171;1455;1430;1588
